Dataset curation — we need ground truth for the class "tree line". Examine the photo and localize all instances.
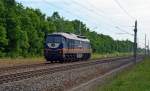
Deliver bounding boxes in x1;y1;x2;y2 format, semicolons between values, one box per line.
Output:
0;0;134;57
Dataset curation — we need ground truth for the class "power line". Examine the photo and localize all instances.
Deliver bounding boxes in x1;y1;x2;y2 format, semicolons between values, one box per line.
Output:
86;0;106;14
44;0;117;35
28;0;136;41
43;0;135;39
42;0;88;22
22;0;132;35
70;0;118;27
41;0;100;32
43;0;116;33
115;26;134;36
113;0;135;20
71;0;134;28
69;0;134;34
87;0;135;28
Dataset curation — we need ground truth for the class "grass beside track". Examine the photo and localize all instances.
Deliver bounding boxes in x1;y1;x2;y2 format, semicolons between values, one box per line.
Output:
0;57;44;68
0;53;132;68
94;56;150;91
91;53;132;60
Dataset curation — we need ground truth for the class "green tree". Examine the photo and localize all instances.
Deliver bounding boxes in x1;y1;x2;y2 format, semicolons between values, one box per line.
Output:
0;26;8;57
0;0;136;58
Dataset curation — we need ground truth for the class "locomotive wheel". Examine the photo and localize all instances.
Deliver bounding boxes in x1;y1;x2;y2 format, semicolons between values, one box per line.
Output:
46;58;50;61
51;60;54;63
59;59;64;63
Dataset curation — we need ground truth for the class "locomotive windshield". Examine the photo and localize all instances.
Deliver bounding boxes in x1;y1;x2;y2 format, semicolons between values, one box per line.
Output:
46;35;63;43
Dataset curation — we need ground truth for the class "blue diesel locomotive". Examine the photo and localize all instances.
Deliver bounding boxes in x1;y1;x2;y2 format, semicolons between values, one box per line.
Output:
44;32;91;63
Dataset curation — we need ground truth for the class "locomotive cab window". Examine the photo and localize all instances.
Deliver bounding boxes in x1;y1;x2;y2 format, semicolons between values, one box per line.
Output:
46;35;64;43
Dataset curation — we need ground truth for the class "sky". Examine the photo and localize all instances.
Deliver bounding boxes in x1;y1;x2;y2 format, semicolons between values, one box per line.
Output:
16;0;150;48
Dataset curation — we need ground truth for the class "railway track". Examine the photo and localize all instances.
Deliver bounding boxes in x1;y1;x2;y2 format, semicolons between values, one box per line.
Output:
0;56;143;85
0;56;132;76
0;56;131;74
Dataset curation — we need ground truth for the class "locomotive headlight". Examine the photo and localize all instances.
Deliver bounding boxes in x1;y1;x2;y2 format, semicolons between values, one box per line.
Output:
51;43;55;47
47;43;51;48
47;43;60;48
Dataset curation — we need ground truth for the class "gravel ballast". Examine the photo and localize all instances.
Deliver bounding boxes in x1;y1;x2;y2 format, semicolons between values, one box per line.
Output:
0;58;137;91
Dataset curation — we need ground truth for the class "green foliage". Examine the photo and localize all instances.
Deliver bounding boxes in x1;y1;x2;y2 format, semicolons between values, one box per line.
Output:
0;26;8;57
0;26;8;46
0;0;135;58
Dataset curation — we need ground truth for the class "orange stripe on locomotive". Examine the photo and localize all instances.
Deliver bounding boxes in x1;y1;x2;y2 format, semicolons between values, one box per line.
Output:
45;48;91;54
62;48;91;54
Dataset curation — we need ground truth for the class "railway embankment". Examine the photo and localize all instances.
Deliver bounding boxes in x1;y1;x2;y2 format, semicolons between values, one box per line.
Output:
0;56;143;91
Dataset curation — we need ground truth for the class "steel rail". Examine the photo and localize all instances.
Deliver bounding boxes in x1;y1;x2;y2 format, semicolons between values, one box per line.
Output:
0;56;143;85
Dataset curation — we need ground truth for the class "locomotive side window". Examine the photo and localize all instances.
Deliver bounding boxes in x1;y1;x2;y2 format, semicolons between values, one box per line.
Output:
75;40;80;47
73;40;75;48
82;42;90;48
68;39;74;48
87;42;90;48
63;38;67;48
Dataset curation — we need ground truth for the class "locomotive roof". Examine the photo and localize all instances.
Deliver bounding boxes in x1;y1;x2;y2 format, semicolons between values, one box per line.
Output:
49;32;90;42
